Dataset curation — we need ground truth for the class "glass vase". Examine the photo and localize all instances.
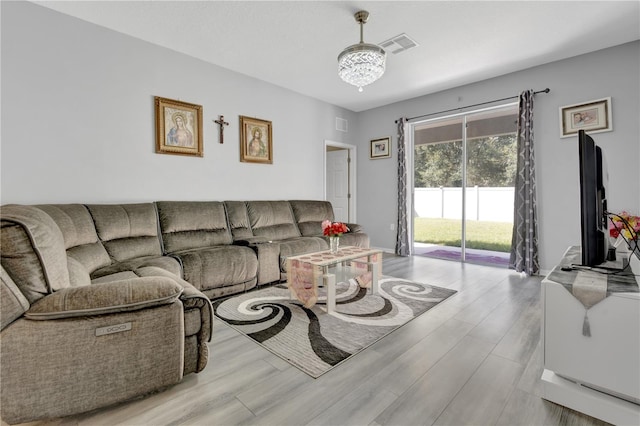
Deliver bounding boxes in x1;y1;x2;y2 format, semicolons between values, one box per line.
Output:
329;236;340;254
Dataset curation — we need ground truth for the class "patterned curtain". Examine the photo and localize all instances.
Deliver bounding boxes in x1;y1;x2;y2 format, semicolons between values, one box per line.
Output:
509;90;540;275
396;117;410;256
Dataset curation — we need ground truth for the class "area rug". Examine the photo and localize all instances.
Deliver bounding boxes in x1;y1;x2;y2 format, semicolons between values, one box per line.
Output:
212;277;457;378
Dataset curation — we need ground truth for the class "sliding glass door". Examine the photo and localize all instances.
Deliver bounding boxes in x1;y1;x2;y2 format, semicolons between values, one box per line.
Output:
412;104;518;266
414;117;464;261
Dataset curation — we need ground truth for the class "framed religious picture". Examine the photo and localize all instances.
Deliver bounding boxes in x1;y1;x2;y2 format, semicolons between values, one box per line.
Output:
559;97;612;138
370;137;391;159
155;96;203;156
240;116;273;164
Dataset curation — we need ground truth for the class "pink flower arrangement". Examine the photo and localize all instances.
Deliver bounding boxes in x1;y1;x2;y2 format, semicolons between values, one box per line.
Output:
322;220;349;237
609;211;639;241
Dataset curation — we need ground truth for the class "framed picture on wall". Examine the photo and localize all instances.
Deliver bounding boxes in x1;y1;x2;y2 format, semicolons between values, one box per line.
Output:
370;137;391;159
155;96;203;156
559;97;612;138
240;116;273;164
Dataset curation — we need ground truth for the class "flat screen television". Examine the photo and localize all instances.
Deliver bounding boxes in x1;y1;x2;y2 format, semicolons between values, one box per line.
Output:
578;129;609;267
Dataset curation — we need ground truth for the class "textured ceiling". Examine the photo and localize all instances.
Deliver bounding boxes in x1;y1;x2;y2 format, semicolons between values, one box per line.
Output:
34;1;640;112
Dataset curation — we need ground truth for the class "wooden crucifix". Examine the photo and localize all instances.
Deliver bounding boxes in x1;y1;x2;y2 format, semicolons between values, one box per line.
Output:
213;115;229;144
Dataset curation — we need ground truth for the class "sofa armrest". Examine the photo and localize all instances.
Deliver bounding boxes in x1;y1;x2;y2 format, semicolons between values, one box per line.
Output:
134;266;214;343
346;223;363;233
25;277;183;320
235;240;280;285
179;281;214;343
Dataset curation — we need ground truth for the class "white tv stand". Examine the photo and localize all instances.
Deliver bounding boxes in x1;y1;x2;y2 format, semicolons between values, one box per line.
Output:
541;246;640;425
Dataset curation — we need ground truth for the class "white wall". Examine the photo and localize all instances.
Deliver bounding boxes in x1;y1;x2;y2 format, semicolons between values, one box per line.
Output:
0;1;358;204
356;41;640;271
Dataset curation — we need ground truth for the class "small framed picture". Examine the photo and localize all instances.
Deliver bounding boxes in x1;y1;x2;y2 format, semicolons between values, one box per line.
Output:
370;137;391;159
155;96;203;156
240;116;273;164
559;97;612;138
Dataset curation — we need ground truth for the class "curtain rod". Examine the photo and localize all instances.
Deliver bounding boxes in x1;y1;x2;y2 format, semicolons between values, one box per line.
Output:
396;88;550;123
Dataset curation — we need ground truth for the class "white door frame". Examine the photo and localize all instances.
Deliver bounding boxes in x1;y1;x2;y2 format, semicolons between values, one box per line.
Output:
324;140;357;223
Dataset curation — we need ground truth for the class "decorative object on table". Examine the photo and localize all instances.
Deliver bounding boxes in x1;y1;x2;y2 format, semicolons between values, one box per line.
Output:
213;276;456;378
329;236;340;254
559;97;612;138
609;211;639;255
213;115;229;144
322;220;349;254
239;116;272;164
337;10;386;92
370;136;391;159
155;96;203;157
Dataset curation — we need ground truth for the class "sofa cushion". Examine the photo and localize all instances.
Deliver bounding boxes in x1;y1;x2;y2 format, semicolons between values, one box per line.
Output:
90;255;182;280
156;201;232;252
67;257;92;287
1;205;70;303
36;204;101;249
86;204;163;262
66;241;111;276
246;201;300;241
174;245;257;292
25;277;183;320
37;204;111;275
289;200;336;237
224;201;254;240
91;271;138;284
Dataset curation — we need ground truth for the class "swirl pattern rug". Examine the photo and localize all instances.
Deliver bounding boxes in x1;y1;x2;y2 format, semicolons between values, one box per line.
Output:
213;277;457;378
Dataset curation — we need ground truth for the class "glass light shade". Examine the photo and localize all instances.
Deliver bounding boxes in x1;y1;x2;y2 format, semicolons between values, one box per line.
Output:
338;43;386;91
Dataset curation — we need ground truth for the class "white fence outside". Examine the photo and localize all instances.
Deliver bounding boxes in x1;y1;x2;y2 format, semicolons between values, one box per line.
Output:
414;187;514;222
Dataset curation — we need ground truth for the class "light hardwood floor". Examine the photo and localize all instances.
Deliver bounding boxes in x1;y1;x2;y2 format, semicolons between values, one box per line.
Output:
13;254;610;426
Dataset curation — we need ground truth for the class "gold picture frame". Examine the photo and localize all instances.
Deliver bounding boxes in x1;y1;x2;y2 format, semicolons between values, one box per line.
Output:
559;97;612;138
370;137;391;159
240;116;272;164
155;96;203;156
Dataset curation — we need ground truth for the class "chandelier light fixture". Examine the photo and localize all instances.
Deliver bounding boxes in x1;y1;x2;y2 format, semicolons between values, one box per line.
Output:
337;10;386;92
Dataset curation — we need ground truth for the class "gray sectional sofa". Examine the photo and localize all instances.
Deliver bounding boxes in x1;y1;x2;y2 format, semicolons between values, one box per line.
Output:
0;199;368;424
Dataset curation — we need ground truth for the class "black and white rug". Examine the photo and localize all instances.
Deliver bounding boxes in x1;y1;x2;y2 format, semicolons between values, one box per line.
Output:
213;276;457;378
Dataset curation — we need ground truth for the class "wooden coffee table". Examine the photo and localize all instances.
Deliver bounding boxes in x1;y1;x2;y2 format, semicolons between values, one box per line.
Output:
286;246;382;314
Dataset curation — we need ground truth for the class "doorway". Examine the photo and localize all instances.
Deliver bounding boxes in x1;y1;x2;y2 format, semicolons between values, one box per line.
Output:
411;104;518;266
324;140;356;223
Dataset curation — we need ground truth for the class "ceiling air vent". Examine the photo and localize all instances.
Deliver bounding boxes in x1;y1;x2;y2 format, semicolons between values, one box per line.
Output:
379;33;418;55
336;117;348;132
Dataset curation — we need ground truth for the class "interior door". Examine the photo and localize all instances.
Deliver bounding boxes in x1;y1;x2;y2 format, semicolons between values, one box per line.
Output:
326;149;349;222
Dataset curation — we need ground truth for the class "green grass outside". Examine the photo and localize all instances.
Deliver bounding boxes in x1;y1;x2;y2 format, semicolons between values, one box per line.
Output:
414;217;513;252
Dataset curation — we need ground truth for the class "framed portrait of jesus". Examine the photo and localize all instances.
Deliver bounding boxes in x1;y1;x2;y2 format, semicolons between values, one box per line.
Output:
240;116;272;164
